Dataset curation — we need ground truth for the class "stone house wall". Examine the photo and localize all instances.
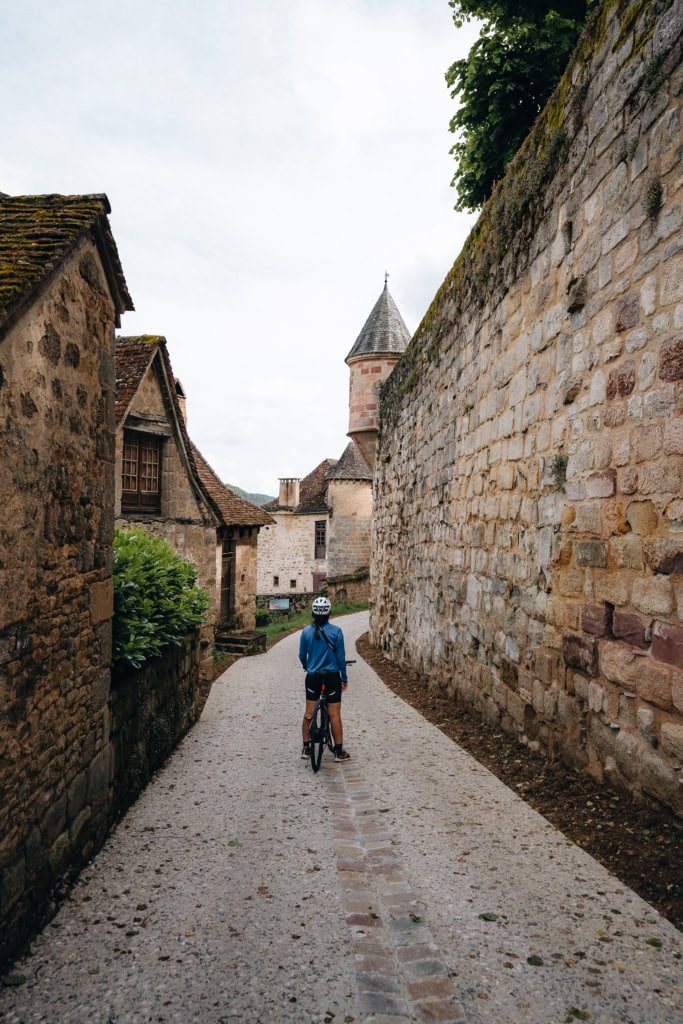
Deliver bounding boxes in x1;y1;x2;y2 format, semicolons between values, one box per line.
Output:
115;367;218;672
0;242;118;966
256;512;329;594
327;479;373;578
231;530;259;628
372;0;683;817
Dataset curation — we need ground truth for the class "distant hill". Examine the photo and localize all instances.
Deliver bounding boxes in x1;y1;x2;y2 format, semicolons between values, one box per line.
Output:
227;484;275;507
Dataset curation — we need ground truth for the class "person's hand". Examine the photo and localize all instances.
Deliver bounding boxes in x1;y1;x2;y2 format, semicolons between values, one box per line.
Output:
342;682;348;690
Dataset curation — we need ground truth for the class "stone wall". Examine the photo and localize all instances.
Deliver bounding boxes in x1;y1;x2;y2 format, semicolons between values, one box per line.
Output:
231;530;259;628
373;0;683;816
327;571;370;606
327;479;373;578
256;512;329;595
0;241;118;966
110;633;203;820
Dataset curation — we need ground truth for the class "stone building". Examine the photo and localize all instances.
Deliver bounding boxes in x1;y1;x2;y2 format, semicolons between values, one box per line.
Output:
115;336;272;652
372;0;683;817
256;279;410;603
0;193;133;964
346;275;411;469
258;458;338;597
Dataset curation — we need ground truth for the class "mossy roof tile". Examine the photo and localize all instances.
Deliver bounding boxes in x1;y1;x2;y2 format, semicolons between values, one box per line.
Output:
0;193;133;337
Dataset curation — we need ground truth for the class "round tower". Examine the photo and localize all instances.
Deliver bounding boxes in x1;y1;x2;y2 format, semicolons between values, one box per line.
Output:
345;276;411;469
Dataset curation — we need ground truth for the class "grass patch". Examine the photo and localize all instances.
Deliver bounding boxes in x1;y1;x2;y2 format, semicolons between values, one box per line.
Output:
263;602;368;646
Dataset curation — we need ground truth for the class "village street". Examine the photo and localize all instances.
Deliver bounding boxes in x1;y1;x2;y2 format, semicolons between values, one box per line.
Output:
1;612;681;1024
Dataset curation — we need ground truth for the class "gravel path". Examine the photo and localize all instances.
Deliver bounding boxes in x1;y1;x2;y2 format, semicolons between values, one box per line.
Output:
1;612;681;1023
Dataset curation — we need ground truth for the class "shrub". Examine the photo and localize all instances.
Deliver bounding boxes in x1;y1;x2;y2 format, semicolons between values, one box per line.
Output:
113;526;209;672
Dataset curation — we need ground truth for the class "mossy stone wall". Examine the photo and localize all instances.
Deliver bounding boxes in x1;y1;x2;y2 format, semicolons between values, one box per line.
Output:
373;0;683;816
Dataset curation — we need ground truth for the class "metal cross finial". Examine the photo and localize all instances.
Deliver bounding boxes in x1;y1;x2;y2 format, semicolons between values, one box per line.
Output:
384;270;389;289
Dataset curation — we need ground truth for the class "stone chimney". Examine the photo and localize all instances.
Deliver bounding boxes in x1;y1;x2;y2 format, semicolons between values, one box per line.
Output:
346;276;411;469
278;477;300;507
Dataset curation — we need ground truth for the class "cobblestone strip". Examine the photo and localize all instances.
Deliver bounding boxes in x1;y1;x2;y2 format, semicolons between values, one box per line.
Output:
323;767;466;1024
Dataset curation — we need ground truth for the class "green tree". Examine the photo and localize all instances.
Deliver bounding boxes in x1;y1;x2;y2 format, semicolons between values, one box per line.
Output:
446;0;593;211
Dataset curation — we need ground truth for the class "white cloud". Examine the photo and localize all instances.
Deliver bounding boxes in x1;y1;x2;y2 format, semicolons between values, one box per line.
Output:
2;0;480;494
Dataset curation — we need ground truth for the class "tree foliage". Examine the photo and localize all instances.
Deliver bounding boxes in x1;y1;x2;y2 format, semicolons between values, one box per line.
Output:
446;0;593;211
113;526;209;672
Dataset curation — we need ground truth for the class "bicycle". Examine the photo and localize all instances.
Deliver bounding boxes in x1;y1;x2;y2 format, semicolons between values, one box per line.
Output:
309;661;355;773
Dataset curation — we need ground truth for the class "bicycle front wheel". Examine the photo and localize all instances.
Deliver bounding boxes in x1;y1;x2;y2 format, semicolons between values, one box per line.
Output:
310;703;326;773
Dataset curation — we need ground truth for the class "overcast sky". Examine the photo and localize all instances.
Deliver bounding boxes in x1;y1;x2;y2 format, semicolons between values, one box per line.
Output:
3;0;479;495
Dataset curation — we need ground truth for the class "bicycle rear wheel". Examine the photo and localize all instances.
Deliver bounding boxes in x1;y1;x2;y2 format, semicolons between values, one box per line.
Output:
310;702;327;773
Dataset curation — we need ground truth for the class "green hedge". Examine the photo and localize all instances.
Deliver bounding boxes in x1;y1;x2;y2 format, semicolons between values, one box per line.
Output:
113;527;209;672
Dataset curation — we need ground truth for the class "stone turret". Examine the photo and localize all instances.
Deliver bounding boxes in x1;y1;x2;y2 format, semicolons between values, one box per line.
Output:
346;277;411;469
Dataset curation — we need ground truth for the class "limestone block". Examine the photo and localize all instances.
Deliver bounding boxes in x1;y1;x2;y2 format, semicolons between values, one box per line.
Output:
575;501;601;533
638;460;680;495
585;469;616;498
661;722;683;761
576;540;608;568
589;681;605;712
637;706;657;745
601;640;649;689
632;576;674;617
609;534;644;570
638;744;681;811
615;729;639;779
663;417;683;455
626;499;659;534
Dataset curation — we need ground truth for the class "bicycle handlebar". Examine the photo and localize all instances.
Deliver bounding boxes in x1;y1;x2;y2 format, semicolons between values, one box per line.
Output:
345;660;356;665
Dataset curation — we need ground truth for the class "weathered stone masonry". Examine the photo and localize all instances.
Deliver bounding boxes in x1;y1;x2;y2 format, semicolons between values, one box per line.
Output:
0;234;123;965
373;0;683;816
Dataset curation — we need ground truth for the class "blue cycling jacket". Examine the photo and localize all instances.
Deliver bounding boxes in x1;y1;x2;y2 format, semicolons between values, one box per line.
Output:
299;622;347;683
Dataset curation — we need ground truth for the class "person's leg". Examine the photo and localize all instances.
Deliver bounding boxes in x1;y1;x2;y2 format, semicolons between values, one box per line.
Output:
328;702;343;746
302;699;317;743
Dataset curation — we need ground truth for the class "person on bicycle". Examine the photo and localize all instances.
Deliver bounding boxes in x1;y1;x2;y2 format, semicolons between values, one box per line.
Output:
299;596;350;762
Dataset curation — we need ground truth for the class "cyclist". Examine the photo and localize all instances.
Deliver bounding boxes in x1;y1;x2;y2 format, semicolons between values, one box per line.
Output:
299;596;350;762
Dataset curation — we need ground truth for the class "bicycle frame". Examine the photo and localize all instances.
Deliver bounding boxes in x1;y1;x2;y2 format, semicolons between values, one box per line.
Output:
309;661;355;773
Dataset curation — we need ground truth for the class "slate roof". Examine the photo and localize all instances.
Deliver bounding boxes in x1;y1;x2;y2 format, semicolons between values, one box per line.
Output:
115;335;271;530
345;279;411;362
190;444;274;528
326;441;372;481
0;193;133;340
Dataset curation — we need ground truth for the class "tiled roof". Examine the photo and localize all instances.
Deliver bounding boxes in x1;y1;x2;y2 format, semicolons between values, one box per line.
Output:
190;444;274;527
115;335;161;427
346;279;411;361
0;193;133;339
326;441;372;481
263;458;337;513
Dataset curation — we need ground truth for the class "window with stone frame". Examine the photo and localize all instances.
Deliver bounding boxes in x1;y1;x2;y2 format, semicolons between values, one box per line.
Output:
122;430;162;512
314;519;327;559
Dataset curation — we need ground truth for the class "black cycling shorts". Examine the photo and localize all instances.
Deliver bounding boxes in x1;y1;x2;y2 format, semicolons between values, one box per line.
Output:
305;671;342;704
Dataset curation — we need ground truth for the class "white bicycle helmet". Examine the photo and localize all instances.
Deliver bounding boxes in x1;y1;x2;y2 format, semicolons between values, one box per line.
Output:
312;596;331;616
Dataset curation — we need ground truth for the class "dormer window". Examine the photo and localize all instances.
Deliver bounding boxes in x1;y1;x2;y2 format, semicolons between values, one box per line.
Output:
122;430;162;512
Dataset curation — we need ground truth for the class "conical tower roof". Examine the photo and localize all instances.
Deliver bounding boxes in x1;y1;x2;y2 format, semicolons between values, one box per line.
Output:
345;277;411;362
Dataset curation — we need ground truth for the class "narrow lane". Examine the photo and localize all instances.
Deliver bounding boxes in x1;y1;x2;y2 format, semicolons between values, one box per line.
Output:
2;612;681;1023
